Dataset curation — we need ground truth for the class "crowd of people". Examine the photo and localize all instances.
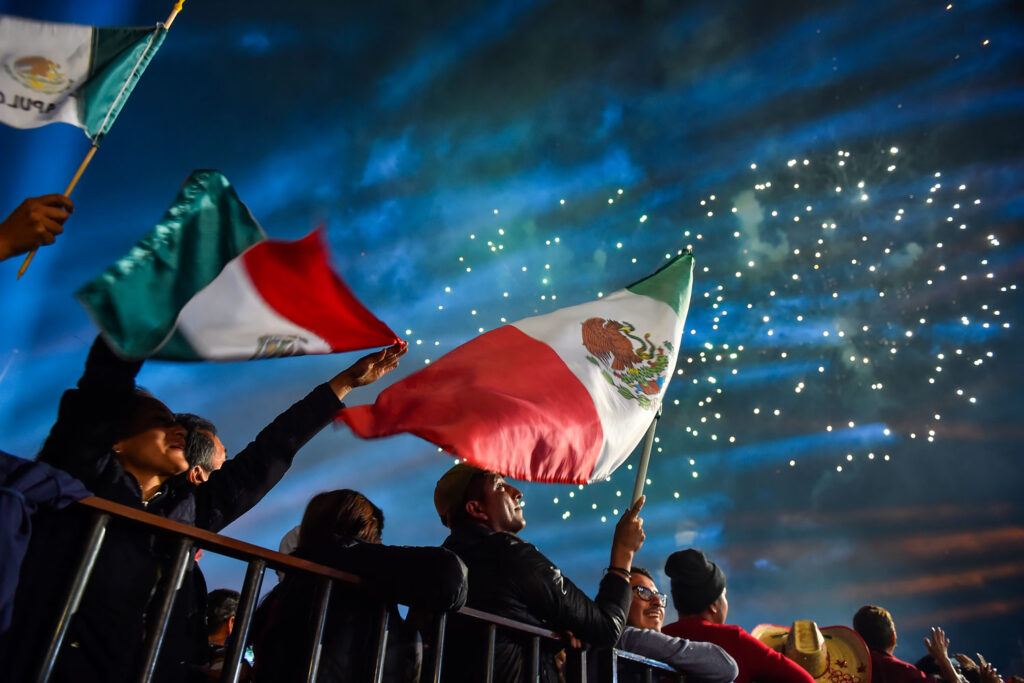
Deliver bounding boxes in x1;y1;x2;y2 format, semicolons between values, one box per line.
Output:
1;201;1019;682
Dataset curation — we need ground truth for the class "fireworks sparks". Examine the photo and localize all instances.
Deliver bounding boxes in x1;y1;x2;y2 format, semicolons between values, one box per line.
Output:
405;144;1015;524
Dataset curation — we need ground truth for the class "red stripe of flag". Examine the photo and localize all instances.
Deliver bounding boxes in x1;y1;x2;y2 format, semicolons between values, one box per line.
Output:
242;229;401;351
338;324;604;483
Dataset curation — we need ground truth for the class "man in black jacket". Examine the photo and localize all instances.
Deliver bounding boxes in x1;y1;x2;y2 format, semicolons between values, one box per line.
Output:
432;463;646;682
3;335;405;683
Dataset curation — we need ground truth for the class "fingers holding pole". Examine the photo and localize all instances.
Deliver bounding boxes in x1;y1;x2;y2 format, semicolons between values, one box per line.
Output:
16;144;98;280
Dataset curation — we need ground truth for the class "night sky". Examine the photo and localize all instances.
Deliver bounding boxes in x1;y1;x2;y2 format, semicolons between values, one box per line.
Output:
1;0;1022;671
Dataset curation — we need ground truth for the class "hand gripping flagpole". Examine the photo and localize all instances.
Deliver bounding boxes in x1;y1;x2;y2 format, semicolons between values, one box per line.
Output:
631;405;663;505
16;0;187;280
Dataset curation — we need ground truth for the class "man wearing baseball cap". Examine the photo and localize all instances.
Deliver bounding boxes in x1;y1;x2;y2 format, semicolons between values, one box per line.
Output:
661;548;815;683
432;463;646;683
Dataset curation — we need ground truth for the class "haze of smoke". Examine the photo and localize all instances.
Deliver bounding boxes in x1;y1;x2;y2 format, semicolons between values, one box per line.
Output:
732;189;790;262
886;241;924;269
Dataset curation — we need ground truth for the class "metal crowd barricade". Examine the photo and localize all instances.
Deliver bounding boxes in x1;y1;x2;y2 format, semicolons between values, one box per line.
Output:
30;496;683;683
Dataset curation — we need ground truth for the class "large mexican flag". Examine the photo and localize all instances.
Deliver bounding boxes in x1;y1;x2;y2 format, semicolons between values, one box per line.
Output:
77;170;400;361
0;14;165;139
338;253;694;484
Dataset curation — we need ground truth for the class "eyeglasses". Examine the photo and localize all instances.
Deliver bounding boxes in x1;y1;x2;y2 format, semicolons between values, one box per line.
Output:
632;585;668;605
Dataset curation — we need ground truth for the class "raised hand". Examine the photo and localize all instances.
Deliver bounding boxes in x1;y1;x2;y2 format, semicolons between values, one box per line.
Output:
924;626;950;660
609;495;646;576
328;342;408;399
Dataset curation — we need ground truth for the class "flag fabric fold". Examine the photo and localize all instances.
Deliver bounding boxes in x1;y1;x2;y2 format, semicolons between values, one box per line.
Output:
0;14;166;139
338;253;695;484
77;169;400;361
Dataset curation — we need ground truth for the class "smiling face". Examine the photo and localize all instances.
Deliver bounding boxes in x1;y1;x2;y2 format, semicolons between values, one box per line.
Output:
472;473;526;533
113;396;189;480
628;573;666;631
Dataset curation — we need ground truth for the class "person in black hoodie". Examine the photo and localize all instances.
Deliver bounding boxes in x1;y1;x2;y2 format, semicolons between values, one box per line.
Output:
250;489;468;682
3;335;405;683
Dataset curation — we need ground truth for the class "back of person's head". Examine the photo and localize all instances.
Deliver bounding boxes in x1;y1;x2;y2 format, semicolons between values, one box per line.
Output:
664;548;726;615
298;489;384;549
174;413;218;470
853;605;896;652
207;588;240;636
433;463;490;528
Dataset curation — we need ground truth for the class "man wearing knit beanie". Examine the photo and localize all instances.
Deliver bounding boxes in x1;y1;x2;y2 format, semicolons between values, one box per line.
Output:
431;462;646;683
662;549;816;683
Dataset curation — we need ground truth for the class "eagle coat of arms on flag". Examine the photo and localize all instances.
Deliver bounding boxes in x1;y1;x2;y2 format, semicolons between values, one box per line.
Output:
581;317;673;410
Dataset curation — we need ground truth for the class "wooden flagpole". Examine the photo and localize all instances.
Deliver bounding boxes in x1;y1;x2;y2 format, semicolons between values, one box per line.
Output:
631;406;663;505
15;0;187;280
16;145;98;278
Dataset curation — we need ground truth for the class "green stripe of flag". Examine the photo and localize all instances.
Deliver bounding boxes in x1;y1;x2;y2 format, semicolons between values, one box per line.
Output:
80;25;166;139
76;170;266;358
626;251;695;315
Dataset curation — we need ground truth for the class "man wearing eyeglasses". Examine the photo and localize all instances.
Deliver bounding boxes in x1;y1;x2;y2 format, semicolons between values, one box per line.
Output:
613;567;739;682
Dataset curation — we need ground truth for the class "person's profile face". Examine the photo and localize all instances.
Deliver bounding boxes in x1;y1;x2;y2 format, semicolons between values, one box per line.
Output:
113;397;188;477
477;474;526;533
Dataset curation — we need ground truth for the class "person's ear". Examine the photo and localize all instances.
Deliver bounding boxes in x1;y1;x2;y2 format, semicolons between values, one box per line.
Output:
186;465;206;485
466;499;488;522
227;615;236;636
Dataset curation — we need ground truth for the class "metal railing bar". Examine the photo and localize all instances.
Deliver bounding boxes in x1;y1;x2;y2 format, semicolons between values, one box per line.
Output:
563;647;588;683
431;612;447;683
457;605;560;639
485;623;497;683
220;558;265;683
530;635;540;682
56;500;684;682
74;497;362;584
304;577;333;683
32;510;109;683
372;604;390;683
137;536;192;683
612;648;680;671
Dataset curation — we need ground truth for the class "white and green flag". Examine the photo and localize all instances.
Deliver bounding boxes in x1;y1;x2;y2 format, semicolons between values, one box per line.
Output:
0;14;166;139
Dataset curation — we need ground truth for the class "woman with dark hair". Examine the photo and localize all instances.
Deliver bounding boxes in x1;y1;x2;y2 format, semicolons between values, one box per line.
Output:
250;489;468;682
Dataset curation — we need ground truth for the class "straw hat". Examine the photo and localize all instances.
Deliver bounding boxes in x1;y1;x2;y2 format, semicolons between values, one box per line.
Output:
752;621;871;683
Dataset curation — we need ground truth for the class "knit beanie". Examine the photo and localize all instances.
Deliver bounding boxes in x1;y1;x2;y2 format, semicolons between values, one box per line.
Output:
664;548;727;614
433;463;486;527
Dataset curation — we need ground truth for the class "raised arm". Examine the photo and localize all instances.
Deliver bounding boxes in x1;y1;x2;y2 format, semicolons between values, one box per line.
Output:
516;497;647;648
925;627;964;683
193;343;407;532
37;335;143;483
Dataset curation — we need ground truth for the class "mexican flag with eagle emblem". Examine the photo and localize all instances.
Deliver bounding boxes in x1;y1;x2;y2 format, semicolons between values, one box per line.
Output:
0;14;166;139
338;252;694;484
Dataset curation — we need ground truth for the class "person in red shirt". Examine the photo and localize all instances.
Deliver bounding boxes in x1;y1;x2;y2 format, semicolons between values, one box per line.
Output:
852;605;961;683
661;548;816;683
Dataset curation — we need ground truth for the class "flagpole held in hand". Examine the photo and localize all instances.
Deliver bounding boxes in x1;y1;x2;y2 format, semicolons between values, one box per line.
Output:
16;145;98;279
631;406;662;505
15;0;187;280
